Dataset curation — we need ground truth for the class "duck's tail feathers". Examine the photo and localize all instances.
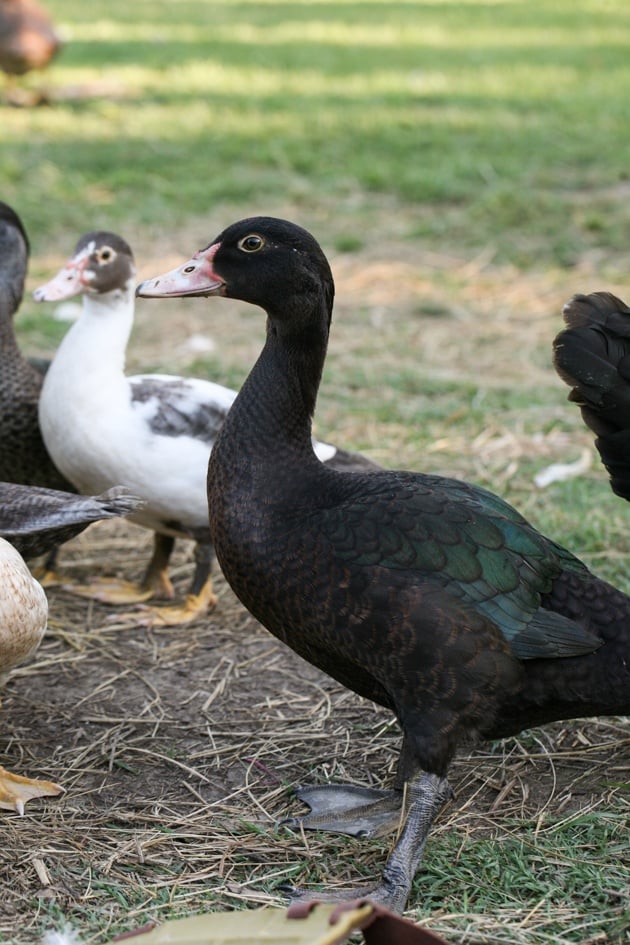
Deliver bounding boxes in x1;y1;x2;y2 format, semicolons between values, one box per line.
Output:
96;486;145;517
553;291;630;500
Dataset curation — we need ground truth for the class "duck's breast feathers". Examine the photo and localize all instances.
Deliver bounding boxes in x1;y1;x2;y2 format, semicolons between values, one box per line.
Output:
304;470;600;660
0;538;47;671
129;374;236;444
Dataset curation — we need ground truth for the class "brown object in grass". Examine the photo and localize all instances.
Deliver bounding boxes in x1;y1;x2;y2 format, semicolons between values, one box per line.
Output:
0;0;60;77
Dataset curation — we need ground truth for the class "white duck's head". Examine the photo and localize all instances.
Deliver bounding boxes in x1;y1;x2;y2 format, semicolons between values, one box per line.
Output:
33;232;136;304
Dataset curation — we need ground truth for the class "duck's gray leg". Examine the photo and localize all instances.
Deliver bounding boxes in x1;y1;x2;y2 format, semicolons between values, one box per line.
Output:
365;772;453;912
282;771;452;914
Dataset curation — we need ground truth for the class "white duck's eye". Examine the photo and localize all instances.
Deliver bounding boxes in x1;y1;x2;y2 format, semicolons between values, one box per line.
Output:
97;246;115;263
238;234;265;253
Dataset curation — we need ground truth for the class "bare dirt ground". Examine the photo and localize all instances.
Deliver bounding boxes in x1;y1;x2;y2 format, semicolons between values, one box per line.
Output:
2;229;629;943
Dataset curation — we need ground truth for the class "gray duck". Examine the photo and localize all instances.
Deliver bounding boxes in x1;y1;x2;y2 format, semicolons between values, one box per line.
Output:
0;201;73;492
138;217;630;912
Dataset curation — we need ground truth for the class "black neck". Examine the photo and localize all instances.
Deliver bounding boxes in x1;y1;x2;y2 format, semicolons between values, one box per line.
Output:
216;299;330;469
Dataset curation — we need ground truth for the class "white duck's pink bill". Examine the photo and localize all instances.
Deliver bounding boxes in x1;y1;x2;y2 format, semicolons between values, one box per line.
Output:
33;255;88;302
136;244;225;299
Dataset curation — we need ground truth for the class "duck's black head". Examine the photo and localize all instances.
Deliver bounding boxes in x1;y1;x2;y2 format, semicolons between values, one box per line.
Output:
33;231;135;302
0;201;29;314
137;216;335;330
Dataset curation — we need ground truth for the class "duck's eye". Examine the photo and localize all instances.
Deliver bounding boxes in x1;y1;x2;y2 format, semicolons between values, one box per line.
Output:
97;247;115;263
238;234;264;253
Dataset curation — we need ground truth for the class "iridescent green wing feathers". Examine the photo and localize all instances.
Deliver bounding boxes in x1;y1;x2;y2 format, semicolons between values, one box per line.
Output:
321;471;601;661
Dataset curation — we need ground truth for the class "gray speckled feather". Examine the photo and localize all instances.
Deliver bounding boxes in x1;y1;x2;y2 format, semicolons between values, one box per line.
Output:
0;483;143;558
129;375;236;443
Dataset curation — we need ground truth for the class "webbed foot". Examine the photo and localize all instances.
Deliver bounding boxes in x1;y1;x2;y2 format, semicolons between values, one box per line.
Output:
0;765;64;815
133;582;217;627
281;773;452;914
282;783;405;838
61;532;176;605
62;576;160;605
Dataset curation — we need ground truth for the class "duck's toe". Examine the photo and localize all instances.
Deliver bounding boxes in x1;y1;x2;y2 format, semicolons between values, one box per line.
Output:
61;576;158;605
134;581;217;627
0;765;64;815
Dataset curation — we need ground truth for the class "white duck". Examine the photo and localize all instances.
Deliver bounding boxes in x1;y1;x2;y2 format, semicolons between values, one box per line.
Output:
34;231;378;625
0;537;62;813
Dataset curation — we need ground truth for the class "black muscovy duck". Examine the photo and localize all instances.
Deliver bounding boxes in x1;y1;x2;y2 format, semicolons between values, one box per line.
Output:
0;201;73;492
0;482;143;559
137;218;630;913
553;291;630;501
33;230;379;626
0;0;60;104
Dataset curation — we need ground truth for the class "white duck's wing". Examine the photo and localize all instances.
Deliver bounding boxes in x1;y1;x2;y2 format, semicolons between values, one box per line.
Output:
129;374;237;446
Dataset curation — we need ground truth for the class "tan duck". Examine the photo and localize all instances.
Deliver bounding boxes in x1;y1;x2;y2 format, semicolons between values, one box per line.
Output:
0;536;62;813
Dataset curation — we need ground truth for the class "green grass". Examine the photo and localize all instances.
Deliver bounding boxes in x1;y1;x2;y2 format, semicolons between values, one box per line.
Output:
3;0;630;266
420;815;629;944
